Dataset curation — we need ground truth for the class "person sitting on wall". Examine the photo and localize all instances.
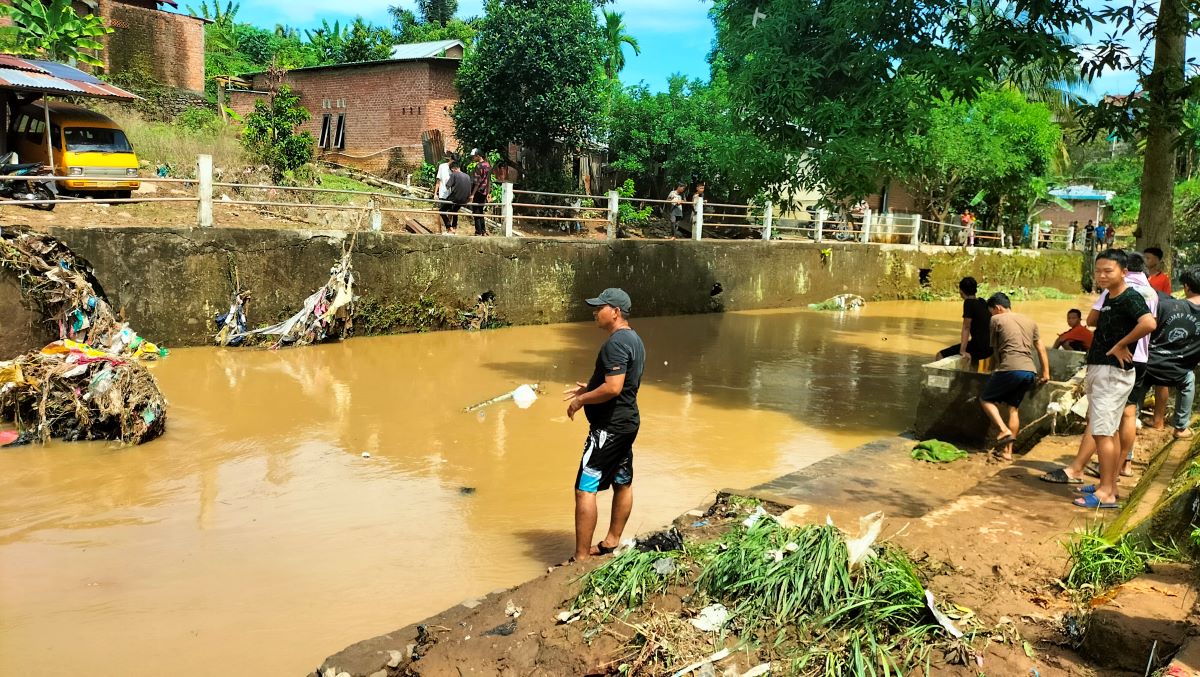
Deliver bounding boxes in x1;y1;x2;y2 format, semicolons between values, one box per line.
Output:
1053;309;1093;351
979;292;1051;461
935;276;992;367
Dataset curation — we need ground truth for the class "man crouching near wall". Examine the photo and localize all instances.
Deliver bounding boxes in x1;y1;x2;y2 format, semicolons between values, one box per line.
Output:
562;288;646;563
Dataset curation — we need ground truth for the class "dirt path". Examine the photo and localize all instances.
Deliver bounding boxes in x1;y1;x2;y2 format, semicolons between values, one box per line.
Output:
310;431;1181;677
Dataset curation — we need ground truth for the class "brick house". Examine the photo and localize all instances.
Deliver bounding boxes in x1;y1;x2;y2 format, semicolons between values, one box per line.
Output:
1040;185;1113;228
0;0;207;92
228;40;464;173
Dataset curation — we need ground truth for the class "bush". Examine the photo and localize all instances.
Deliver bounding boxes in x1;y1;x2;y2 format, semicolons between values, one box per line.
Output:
177;107;221;135
91;103;244;178
617;179;652;227
241;86;315;182
414;161;438;187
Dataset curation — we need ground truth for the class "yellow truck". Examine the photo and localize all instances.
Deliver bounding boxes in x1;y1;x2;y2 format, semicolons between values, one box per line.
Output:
9;101;140;198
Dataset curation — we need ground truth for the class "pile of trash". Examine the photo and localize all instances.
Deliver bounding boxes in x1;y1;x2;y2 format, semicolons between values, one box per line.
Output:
215;244;355;349
0;340;166;445
0;228;168;445
808;293;866;311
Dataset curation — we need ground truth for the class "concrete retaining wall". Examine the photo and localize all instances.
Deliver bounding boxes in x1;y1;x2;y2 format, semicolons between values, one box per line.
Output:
3;227;1084;348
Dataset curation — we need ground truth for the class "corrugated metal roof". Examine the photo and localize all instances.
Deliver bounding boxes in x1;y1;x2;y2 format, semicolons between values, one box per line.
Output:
389;40;464;60
0;56;137;100
1050;185;1115;202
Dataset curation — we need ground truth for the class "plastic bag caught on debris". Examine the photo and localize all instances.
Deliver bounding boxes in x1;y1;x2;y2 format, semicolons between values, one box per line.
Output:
845;511;884;569
652;557;676;576
463;384;541;413
636;527;684;552
924;589;964;638
743;505;771;528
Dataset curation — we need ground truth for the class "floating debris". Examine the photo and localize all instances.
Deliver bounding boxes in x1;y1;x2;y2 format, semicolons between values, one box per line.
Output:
808;293;866;311
463;383;540;413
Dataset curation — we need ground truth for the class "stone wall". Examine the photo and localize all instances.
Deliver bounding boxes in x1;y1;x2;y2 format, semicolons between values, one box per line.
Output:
0;227;1085;349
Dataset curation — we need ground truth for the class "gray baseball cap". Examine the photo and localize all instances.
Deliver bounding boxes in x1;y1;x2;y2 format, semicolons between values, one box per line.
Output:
586;288;631;313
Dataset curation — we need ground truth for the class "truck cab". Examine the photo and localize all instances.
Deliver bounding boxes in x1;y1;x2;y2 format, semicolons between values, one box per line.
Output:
9;101;140;198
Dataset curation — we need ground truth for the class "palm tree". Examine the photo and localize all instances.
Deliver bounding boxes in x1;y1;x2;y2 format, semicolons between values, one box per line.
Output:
601;10;640;80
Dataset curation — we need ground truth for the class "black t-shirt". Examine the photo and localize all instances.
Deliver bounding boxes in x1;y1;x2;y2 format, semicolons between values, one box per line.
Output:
1088;287;1152;369
1148;294;1200;381
584;328;645;434
963;298;991;358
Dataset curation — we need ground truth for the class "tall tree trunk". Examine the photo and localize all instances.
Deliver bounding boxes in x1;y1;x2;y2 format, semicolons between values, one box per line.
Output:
1136;0;1187;256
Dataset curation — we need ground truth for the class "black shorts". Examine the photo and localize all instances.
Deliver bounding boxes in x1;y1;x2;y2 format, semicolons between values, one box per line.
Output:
938;344;990;363
1126;363;1148;406
575;428;636;493
981;370;1036;407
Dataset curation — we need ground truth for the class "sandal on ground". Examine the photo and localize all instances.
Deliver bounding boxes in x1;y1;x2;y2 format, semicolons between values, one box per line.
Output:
1073;493;1120;509
991;434;1015;450
594;542;618;556
1040;468;1082;484
1078;484;1097;493
1086;461;1134;478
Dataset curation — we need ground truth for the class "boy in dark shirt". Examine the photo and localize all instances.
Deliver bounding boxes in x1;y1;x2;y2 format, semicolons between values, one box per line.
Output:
1068;250;1156;508
563;288;646;563
936;277;992;366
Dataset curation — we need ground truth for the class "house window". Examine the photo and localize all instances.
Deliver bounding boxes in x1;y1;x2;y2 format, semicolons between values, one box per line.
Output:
318;114;332;149
334;113;346;150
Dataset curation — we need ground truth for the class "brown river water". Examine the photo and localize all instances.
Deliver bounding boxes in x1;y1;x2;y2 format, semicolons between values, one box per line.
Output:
0;299;1084;676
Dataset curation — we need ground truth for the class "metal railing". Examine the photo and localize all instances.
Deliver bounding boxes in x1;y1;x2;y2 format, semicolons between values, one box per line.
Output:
0;155;1087;251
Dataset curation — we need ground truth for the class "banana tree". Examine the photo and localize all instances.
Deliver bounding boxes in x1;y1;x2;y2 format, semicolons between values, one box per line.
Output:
0;0;112;67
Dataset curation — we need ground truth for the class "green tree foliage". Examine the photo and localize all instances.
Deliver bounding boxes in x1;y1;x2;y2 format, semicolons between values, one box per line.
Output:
600;10;639;80
241;86;315;182
389;4;477;48
709;0;1083;204
606;75;789;205
0;0;113;67
901;87;1061;225
304;17;393;65
452;0;607;190
417;0;459;25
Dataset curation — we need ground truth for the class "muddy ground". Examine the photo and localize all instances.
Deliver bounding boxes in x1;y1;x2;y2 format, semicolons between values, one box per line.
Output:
310;429;1197;677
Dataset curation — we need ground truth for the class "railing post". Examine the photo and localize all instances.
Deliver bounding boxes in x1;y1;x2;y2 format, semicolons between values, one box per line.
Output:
762;201;773;240
368;197;382;231
1032;224;1041;249
197;153;213;228
693;197;704;241
606;190;619;240
861;207;872;244
912;215;922;245
1067;225;1076;251
503;182;515;237
815;208;826;242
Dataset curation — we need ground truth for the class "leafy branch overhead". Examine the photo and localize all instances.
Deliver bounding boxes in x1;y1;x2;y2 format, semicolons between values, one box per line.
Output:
0;0;113;67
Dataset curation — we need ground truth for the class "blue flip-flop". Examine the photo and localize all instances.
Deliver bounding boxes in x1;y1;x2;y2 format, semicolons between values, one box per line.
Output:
1073;493;1119;509
1078;485;1097;493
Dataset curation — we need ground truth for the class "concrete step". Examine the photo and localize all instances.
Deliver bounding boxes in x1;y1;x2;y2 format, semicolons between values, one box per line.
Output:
1081;563;1199;674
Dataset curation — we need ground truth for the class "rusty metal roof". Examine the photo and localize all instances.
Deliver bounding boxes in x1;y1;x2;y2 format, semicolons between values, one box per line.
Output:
0;56;137;101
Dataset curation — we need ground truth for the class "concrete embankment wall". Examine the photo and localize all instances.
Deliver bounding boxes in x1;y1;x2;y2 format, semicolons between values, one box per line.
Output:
4;227;1084;348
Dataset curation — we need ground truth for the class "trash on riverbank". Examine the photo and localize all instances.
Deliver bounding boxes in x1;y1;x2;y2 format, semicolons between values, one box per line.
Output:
808;294;866;311
463;383;540;413
572;509;965;675
0;227;167;359
219;245;355;349
0;340;167;445
912;439;968;463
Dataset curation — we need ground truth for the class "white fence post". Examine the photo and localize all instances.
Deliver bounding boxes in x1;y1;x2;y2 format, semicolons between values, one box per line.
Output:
815;208;827;242
368;198;382;231
502;182;514;237
1032;224;1041;249
1067;225;1076;251
197;154;213;228
762;201;773;240
912;215;922;245
861;207;872;244
693;197;704;241
606;190;619;240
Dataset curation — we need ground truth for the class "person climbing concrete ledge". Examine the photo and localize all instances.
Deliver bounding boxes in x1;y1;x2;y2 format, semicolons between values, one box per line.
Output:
562;288;645;564
979;292;1050;461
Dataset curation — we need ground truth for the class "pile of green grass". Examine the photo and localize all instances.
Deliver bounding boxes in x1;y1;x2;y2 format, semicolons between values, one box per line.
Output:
576;517;945;675
1062;525;1173;594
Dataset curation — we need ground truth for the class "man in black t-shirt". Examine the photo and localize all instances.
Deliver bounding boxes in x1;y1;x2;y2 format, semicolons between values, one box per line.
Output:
563;288;646;563
1135;267;1200;437
936;276;992;365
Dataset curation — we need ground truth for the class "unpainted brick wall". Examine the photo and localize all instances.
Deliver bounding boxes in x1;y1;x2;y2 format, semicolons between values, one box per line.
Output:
234;60;461;173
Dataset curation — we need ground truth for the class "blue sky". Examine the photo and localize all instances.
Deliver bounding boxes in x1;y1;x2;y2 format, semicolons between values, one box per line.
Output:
232;0;1158;96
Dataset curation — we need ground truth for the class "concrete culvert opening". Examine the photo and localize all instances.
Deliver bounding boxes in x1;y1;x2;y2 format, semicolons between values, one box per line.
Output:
710;283;724;296
919;268;932;287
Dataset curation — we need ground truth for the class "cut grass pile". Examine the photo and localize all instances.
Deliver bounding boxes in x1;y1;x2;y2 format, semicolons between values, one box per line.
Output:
574;514;949;676
1062;524;1177;595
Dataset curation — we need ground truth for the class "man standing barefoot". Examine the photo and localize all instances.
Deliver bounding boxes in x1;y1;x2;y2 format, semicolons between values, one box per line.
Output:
979;292;1051;460
563;288;645;562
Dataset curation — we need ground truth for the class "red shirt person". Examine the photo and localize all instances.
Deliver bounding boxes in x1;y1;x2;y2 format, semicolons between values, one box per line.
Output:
1053;308;1093;351
1144;247;1172;294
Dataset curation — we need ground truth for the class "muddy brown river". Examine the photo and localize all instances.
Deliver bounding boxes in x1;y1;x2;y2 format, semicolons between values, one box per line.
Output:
0;299;1084;676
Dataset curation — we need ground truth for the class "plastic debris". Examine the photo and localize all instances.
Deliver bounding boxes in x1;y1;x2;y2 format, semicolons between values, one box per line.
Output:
743;505;770;528
361;452;371;458
652;557;676;576
504;600;522;618
741;664;772;677
636;527;684;552
845;511;884;569
671;648;731;677
924;589;964;638
555;609;582;625
481;619;517;637
691;520;710;528
221;242;356;349
808;294;866;311
689;603;729;632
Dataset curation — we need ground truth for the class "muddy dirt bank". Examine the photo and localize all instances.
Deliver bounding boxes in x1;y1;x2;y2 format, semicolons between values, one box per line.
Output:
311;429;1189;677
